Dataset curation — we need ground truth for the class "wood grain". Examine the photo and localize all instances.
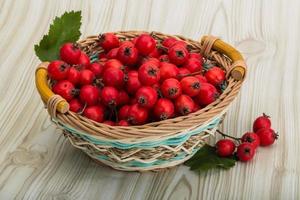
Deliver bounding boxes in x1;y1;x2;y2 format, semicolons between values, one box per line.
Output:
0;0;299;199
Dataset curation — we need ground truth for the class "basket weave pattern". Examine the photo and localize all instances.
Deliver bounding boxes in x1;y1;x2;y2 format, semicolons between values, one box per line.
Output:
36;31;246;171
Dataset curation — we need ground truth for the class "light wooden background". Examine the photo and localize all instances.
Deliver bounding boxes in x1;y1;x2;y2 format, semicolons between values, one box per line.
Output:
0;0;299;199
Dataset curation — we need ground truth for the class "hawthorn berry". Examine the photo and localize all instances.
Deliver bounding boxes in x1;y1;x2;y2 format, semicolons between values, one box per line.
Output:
253;113;271;132
60;43;81;64
256;128;278;146
236;143;256;162
48;60;69;81
216;139;236;157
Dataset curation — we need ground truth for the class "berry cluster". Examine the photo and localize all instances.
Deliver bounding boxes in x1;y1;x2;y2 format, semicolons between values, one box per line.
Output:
47;33;227;126
215;113;278;162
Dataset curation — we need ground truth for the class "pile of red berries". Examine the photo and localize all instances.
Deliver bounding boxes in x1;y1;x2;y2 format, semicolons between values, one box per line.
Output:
47;33;227;126
215;113;278;162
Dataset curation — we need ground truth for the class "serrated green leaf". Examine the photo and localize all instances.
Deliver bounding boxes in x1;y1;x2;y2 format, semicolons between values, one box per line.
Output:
34;11;82;61
185;144;236;172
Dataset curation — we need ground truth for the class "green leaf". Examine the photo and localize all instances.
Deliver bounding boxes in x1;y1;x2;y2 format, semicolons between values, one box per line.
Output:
34;11;82;61
185;144;236;172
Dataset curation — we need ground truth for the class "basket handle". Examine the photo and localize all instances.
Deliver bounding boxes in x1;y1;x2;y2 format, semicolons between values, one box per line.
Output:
35;62;69;113
201;36;246;81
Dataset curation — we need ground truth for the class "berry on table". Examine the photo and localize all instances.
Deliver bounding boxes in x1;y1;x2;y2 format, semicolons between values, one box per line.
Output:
236;143;256;162
241;132;260;149
256;128;278;146
215;139;236;157
253;113;271;132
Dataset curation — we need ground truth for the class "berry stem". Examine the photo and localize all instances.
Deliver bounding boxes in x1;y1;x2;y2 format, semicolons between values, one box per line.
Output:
216;130;241;141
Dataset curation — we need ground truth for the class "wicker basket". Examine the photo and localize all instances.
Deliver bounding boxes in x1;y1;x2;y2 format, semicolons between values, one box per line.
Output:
35;31;246;171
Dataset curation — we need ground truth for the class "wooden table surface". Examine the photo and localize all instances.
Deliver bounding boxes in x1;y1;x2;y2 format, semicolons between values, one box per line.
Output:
0;0;299;199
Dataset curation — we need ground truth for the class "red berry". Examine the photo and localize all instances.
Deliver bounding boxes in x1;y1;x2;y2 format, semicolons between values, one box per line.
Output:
256;128;278;146
195;83;219;106
159;62;179;81
138;62;160;86
102;67;125;88
132;37;138;45
130;97;138;105
168;45;189;65
118;105;130;120
99;33;120;51
127;104;148;125
88;63;103;78
48;60;69;81
162;37;178;48
151;83;160;92
175;95;195;115
149;48;162;58
177;68;191;80
189;53;203;61
98;52;107;59
159;55;170;63
241;132;260;149
79;69;95;85
104;59;123;71
216;139;236;157
66;66;81;85
170;40;188;49
107;48;119;59
52;80;77;101
117;44;138;66
193;103;201;112
117;90;129;106
237;143;256;162
161;78;182;99
195;74;207;83
205;67;225;87
77;52;90;65
69;99;83;113
153;98;175;120
101;86;119;107
136;86;158;109
103;120;116;126
180;76;201;97
83;105;105;123
60;43;81;64
253;113;271;132
140;57;160;66
135;34;156;56
125;70;142;95
121;40;135;47
79;85;99;106
183;58;203;73
117;120;129;126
